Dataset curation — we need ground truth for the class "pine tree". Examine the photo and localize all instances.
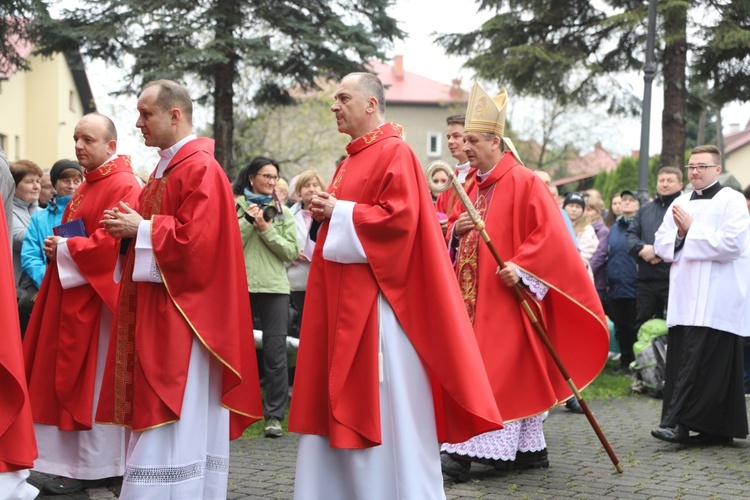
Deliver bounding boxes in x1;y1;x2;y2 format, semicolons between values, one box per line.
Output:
0;0;50;73
36;0;403;176
436;1;750;167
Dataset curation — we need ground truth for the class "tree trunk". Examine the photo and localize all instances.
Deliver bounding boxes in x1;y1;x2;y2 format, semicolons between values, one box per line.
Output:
716;107;725;170
213;60;235;178
212;0;240;179
660;2;687;169
696;109;706;145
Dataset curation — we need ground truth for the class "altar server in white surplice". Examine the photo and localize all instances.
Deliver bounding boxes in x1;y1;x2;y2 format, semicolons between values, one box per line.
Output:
651;144;749;446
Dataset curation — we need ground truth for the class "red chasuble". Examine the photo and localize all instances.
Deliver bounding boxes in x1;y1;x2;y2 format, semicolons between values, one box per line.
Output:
457;152;609;421
23;156;142;431
0;201;37;472
288;123;503;449
95;138;262;439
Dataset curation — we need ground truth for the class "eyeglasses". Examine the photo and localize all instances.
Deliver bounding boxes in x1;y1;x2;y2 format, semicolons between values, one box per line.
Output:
257;173;280;182
685;164;719;172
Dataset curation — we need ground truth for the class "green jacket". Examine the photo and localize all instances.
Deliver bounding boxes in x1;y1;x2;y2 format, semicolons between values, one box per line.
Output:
236;196;299;294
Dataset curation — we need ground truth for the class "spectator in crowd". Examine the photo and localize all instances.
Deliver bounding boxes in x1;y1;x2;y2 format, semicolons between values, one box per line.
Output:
585;188;604;205
563;192;598;281
22;113;141;495
39;171;54;209
233;156;299;438
17;160;84;335
606;189;640;372
585;195;610;307
429;167;449;203
9;160;42;288
287;169;326;343
0;146;39;499
288;174;300;205
97;80;262;498
651;145;748;445
275;177;291;207
533;170;578;248
289;73;502;498
627;166;684;333
440;84;607;480
604;193;623;228
436;114;476;221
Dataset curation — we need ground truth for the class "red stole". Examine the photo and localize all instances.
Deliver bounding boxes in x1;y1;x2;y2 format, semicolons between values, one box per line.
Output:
0;201;37;471
95;138;262;439
288;123;503;449
457;153;608;421
23;156;142;430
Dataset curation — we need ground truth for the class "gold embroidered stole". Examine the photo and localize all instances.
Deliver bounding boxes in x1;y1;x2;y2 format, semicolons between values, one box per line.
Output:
457;183;497;324
112;173;169;425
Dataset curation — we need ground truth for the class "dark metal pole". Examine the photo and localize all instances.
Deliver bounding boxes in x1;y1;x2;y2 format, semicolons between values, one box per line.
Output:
637;0;658;203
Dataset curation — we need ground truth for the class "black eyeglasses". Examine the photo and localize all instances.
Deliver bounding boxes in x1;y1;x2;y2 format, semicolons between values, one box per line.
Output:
685;164;719;172
257;173;280;182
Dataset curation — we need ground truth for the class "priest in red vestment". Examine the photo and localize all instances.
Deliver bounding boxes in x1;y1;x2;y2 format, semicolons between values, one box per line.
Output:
441;84;609;481
96;80;262;499
288;72;503;499
0;157;39;499
22;113;142;494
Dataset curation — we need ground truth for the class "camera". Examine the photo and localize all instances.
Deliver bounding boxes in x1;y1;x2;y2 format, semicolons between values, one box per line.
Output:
239;203;278;224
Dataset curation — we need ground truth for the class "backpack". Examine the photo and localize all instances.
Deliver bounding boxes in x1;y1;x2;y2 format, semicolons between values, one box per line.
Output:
629;318;668;398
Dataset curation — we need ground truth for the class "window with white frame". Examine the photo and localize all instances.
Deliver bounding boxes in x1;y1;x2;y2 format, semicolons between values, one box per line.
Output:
427;132;441;157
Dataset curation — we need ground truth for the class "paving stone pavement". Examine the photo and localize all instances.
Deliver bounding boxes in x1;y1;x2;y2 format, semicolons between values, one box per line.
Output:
32;393;750;499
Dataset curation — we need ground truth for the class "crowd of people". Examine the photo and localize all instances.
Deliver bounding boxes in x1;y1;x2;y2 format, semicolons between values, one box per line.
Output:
0;72;747;500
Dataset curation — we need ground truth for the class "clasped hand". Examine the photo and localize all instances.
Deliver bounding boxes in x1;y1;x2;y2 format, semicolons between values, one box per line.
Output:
310;192;337;221
100;201;142;239
672;205;693;238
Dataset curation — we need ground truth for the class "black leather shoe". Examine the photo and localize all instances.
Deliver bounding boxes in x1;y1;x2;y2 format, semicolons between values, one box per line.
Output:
513;449;550;470
42;476;83;495
651;424;689;443
441;453;471;482
565;398;584;414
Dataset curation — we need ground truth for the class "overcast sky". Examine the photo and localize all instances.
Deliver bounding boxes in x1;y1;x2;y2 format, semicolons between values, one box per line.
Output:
80;0;750;166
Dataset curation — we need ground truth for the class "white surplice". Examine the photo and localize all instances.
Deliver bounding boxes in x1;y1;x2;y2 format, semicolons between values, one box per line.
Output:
32;242;127;480
653;187;750;337
0;470;39;500
294;201;445;500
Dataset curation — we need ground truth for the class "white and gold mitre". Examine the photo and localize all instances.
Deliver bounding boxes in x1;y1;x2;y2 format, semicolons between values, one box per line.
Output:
463;82;507;137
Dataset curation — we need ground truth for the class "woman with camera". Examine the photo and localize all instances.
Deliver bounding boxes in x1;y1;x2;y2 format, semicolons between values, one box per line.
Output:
233;156;299;438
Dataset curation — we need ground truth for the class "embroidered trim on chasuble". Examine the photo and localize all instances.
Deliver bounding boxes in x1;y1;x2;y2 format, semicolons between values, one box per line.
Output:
64;191;84;223
457;184;496;323
65;157;129;223
112;174;169;426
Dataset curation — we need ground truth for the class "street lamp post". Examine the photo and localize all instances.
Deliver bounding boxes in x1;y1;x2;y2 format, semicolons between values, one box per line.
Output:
638;0;658;203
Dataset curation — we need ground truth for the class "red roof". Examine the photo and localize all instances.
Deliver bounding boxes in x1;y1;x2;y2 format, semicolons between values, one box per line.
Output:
564;143;621;177
0;35;34;79
366;57;467;105
724;121;750;155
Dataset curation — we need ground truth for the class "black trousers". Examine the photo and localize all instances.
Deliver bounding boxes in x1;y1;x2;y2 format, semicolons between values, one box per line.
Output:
250;292;289;421
635;279;669;333
608;297;638;369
